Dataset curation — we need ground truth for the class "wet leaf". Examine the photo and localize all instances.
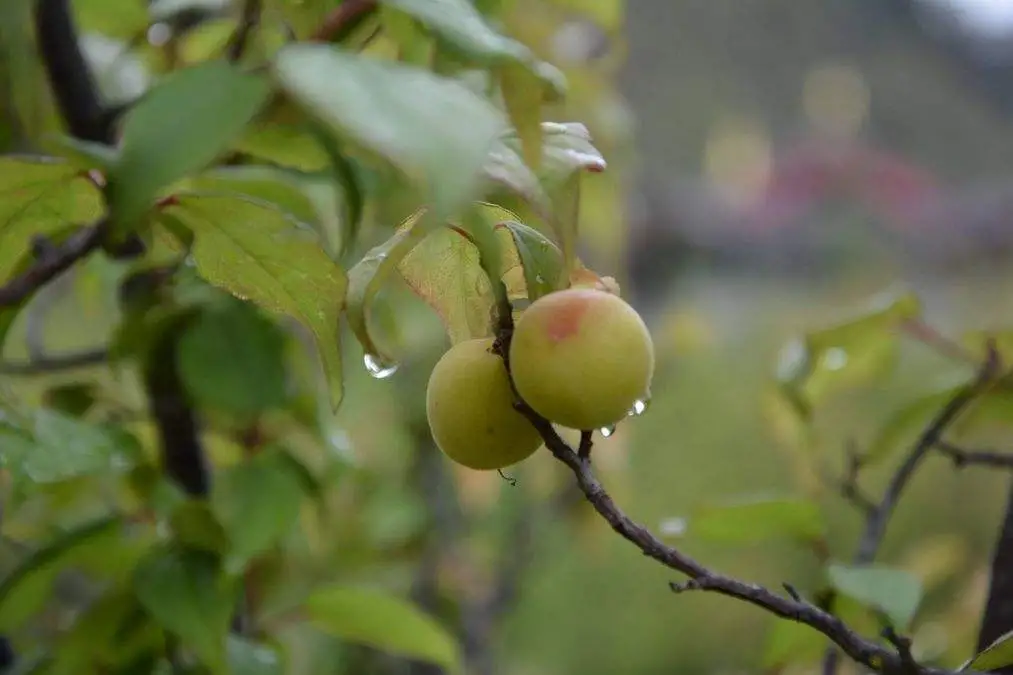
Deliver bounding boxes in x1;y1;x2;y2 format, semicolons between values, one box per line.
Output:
827;563;922;629
272;43;506;217
499;220;564;299
109;60;271;232
157;193;346;409
305;585;461;672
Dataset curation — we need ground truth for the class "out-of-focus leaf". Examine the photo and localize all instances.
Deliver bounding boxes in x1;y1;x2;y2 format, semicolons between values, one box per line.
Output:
382;0;566;97
777;291;922;413
550;0;624;31
394;204;520;345
177;297;289;416
272;43;506;217
234;124;330;171
80;33;151;105
170;501;229;555
762;619;826;669
133;547;236;671
827;563;923;629
156;193;346;409
0;409;140;484
52;589;163;674
966;630;1013;671
0;516;121;631
0;156;103;340
304;585;461;672
685;495;826;544
213;447;306;572
227;636;283;675
865;385;957;465
109;60;271;232
186;166;320;225
499;64;543;170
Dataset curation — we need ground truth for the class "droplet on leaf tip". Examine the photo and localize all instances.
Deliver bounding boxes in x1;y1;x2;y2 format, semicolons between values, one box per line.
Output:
363;353;399;379
599;424;616;438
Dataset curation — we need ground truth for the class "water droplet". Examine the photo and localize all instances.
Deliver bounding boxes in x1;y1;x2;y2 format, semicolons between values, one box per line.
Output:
599;425;616;438
627;398;649;417
824;347;848;371
364;353;399;379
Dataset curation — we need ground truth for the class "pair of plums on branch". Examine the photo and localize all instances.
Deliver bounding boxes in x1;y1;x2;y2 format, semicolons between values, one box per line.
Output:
426;281;655;470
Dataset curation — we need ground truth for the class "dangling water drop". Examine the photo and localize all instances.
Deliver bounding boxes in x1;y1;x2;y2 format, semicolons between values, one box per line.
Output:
599;424;616;438
627;398;649;417
364;353;399;379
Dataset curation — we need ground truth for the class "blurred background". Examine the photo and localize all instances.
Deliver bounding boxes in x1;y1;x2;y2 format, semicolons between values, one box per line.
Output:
6;0;1013;673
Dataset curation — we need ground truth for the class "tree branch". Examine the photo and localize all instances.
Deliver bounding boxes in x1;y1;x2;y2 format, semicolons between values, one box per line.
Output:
0;221;107;309
33;0;114;144
226;0;262;62
935;441;1013;470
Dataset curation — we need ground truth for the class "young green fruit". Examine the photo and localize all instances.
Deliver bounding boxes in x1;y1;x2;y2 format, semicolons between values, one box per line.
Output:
426;337;543;470
509;288;654;430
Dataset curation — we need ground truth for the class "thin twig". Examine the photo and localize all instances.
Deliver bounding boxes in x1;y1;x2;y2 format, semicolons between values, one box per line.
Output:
0;221;107;309
830;442;877;515
822;343;1001;674
935;441;1013;470
226;0;262;61
0;348;108;375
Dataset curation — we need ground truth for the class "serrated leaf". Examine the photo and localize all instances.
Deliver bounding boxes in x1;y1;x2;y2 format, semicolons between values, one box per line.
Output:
109;60;271;232
0;156;103;337
393;204;520;345
156;194;346;409
499;220;564;299
272;43;506;217
777;291;922;412
0;516;121;631
177;298;289;416
213;448;305;572
966;629;1013;671
0;409;140;483
827;564;923;629
304;585;461;672
133;547;236;671
382;0;565;96
686;495;826;544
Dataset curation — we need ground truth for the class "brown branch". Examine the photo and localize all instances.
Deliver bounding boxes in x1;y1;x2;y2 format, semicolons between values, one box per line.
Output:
0;221;107;308
935;441;1013;470
310;0;378;43
822;342;1001;674
226;0;262;61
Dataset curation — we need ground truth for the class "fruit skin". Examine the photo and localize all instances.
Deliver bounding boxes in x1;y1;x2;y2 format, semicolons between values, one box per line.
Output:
426;338;543;470
509;288;654;430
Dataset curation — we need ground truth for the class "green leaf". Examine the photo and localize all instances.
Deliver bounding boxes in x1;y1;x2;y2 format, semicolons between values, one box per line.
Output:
304;585;461;672
392;204;520;346
157;193;346;409
133;547;236;671
272;43;506;217
777;291;922;413
177;298;289;416
865;385;958;465
53;589;163;674
499;220;564;300
170;501;230;555
227;636;283;675
0;516;121;631
382;0;565;96
234;123;331;171
0;409;141;483
499;64;544;170
213;447;305;572
109;60;271;232
185;165;321;226
826;564;923;629
482;121;606;207
0;156;103;340
685;495;826;544
966;629;1013;671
